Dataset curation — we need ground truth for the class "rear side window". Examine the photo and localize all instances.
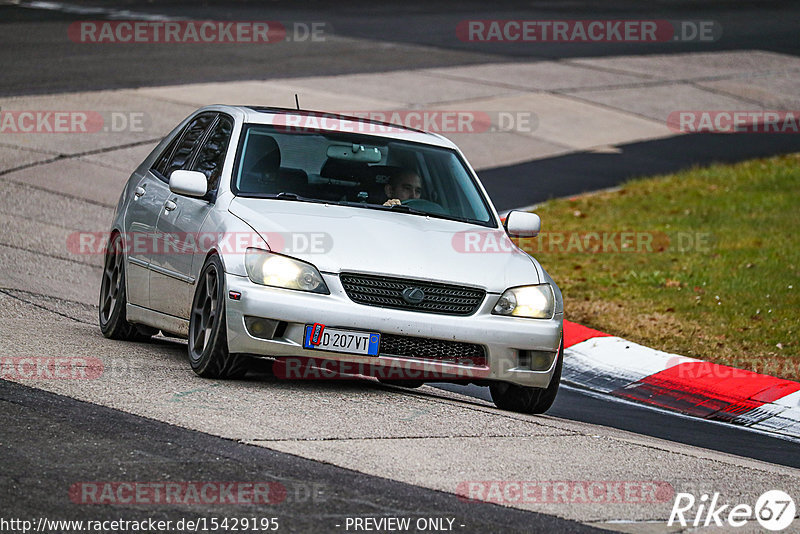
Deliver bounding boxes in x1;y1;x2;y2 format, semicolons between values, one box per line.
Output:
191;116;233;193
156;113;217;181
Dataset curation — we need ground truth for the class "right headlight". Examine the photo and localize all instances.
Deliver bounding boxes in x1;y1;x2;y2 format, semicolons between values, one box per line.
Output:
244;248;329;294
492;284;555;319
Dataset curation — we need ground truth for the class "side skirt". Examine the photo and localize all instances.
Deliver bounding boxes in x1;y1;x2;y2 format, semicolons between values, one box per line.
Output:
127;303;189;339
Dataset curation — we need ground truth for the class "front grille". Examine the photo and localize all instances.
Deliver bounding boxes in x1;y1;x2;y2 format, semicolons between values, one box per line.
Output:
379;334;487;367
340;273;485;316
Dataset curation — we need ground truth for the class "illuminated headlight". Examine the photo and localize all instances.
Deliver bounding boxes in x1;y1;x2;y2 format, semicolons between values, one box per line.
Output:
245;248;329;294
492;285;555;319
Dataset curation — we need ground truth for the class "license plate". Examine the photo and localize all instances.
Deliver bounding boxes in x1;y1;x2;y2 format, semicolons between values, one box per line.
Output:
303;324;380;356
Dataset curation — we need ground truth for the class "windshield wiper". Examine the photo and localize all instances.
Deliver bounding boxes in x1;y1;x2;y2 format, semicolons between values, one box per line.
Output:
386;203;431;216
385;203;482;224
269;192;327;204
244;192;333;205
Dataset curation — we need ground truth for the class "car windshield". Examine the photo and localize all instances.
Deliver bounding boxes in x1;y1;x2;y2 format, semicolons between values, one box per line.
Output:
232;123;494;225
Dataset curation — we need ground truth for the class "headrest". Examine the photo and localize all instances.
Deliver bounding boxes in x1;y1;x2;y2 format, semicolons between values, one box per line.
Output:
368;165;406;185
246;135;281;174
319;158;370;182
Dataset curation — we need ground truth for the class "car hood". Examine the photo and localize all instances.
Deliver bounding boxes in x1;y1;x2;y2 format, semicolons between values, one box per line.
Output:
228;198;541;293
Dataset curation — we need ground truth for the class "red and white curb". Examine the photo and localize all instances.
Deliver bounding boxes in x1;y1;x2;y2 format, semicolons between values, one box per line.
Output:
562;321;800;440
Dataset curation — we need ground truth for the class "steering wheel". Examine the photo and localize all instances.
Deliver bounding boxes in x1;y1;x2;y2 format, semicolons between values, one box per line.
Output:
402;198;447;215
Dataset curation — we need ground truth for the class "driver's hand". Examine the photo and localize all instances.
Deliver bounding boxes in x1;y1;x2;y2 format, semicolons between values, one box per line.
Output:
383;199;401;206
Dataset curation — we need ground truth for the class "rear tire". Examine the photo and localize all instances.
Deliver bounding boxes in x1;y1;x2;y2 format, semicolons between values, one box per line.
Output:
99;233;152;341
490;339;563;414
188;255;248;379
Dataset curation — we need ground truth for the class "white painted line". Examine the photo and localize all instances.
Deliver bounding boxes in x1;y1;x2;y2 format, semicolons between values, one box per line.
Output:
19;1;176;21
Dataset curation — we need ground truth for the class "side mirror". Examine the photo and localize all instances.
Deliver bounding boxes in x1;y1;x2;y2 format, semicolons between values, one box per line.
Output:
169;170;207;198
504;210;541;238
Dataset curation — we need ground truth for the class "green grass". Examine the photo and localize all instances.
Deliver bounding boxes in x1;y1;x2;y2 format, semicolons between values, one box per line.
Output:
518;153;800;380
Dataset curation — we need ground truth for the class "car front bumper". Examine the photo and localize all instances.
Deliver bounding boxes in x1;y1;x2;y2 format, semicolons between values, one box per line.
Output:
225;272;563;388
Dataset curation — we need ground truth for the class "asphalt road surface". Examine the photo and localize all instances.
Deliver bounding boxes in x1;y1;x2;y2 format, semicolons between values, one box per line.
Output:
0;379;599;533
4;0;800;209
435;383;800;469
2;1;799;532
1;0;800;96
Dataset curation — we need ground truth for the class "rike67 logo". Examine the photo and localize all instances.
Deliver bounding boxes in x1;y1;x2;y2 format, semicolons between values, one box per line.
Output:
669;490;795;531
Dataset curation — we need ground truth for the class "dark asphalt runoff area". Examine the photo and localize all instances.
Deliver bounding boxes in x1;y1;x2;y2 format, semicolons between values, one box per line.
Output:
2;1;799;530
483;131;800;210
0;379;601;533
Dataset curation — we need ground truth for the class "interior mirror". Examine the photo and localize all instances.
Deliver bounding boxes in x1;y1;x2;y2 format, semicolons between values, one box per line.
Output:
169;170;207;198
326;143;382;163
504;210;541;238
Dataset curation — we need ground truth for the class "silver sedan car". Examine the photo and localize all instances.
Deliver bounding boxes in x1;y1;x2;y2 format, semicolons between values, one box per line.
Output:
99;105;564;414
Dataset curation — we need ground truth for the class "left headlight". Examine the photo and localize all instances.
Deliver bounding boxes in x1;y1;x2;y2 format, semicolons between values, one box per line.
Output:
244;248;329;294
492;284;555;319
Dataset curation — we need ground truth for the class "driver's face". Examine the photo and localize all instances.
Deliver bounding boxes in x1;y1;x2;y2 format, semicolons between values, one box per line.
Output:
387;174;422;201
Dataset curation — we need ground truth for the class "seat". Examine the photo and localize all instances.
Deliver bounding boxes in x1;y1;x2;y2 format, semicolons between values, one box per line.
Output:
319;159;371;182
277;167;308;196
363;165;405;204
314;158;371;202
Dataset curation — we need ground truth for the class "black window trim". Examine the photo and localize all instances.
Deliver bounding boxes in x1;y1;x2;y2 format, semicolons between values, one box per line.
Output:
150;111;219;184
150;135;180;183
187;112;235;203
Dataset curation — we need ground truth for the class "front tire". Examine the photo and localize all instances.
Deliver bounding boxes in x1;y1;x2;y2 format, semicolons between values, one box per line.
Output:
99;233;152;341
188;255;248;379
490;339;563;414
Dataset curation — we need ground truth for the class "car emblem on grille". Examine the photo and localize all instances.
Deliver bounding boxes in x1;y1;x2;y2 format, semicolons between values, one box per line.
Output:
401;287;425;305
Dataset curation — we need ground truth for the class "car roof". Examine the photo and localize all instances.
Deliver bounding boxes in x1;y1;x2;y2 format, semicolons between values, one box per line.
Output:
204;105;460;149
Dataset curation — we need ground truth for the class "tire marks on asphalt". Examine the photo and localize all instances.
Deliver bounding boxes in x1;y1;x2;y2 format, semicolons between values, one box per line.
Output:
0;287;95;324
0;137;161;179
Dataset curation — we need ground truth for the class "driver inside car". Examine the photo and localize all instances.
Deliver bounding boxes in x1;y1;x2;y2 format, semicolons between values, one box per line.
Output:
383;169;423;206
